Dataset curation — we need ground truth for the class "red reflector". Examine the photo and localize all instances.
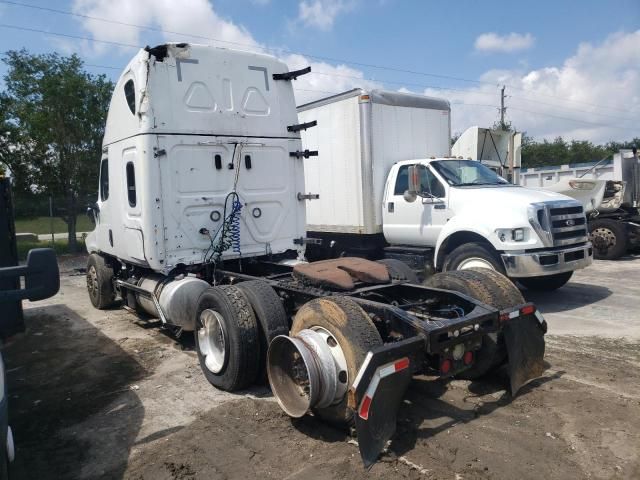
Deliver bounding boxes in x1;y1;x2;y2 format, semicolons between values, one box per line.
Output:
463;351;473;365
395;357;410;372
441;359;452;374
359;395;372;420
520;304;536;316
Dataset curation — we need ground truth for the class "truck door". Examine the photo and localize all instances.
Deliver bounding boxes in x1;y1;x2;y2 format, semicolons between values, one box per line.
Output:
95;155;113;252
383;163;450;246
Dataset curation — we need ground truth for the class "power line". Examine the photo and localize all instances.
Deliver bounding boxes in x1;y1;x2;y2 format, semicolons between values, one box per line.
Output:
1;0;636;116
0;23;139;49
0;25;634;131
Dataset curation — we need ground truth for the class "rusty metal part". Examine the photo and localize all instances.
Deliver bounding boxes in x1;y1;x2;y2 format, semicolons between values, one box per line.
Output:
292;257;390;290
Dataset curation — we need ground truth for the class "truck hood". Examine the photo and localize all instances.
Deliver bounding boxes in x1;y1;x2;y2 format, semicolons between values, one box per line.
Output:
450;185;576;211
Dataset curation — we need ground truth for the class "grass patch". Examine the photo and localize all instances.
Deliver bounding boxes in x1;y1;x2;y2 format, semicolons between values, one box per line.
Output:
17;238;86;261
14;215;94;235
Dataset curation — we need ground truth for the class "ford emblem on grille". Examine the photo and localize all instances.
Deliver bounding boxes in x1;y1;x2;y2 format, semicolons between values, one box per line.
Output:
566;219;575;226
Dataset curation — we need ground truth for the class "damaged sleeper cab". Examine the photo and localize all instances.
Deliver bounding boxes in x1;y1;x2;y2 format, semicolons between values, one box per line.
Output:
85;43;547;465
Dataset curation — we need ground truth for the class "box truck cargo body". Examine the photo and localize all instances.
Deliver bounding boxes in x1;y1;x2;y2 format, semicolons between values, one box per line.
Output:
298;89;451;235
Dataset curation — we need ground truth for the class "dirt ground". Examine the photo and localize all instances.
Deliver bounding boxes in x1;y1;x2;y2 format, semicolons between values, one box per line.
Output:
4;253;640;479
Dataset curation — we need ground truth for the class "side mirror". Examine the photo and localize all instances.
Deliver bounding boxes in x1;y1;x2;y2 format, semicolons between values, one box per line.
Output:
87;202;99;225
0;248;60;303
404;165;420;203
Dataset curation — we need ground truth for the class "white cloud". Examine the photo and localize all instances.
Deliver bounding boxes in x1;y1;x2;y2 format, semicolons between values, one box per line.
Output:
297;0;355;31
71;0;372;105
475;32;535;53
428;30;640;143
283;53;381;104
70;1;639;143
72;0;261;55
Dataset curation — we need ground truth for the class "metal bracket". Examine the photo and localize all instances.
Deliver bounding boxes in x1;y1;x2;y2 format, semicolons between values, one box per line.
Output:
290;150;318;159
273;66;311;81
287;120;317;133
116;279;168;324
293;237;323;246
297;192;319;201
154;149;166;158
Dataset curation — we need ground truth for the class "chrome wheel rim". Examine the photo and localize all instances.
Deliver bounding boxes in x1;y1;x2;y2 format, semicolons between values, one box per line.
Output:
457;257;495;270
310;326;349;403
87;265;98;296
198;309;227;374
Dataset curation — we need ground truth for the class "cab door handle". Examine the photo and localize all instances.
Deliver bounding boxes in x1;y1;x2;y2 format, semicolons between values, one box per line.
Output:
387;202;394;213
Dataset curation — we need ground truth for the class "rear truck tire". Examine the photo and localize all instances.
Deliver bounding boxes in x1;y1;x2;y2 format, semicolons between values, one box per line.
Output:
237;280;289;380
290;296;382;428
517;272;573;291
424;269;524;379
442;242;506;275
86;253;116;309
195;285;260;391
589;218;628;260
376;258;419;283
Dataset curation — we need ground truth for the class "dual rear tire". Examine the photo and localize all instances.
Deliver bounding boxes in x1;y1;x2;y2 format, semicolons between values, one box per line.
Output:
194;281;289;392
195;284;382;428
424;268;525;379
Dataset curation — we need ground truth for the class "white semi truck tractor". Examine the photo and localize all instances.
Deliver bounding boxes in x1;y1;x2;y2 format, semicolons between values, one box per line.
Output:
85;43;548;465
298;89;593;291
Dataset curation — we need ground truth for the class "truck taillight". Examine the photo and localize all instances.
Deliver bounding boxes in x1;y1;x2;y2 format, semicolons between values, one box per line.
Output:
441;359;452;374
463;351;473;365
520;304;536;316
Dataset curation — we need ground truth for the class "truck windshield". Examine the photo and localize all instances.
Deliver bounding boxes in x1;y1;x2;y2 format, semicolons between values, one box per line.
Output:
430;160;510;186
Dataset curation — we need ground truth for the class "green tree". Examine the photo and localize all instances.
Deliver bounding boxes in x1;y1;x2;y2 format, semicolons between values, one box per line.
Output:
0;49;113;251
522;136;640;168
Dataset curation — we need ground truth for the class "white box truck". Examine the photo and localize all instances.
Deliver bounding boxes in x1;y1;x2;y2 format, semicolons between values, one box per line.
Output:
298;89;593;291
84;44;546;465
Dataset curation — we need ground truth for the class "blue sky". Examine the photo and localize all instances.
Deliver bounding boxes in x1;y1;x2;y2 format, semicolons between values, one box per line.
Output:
0;0;639;142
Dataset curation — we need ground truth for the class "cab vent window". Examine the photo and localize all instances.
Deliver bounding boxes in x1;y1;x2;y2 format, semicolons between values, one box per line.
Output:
124;79;136;114
126;162;136;207
99;158;109;201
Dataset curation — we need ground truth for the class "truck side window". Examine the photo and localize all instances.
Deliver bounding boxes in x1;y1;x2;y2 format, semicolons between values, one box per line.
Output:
124;79;136;115
99;158;109;201
394;165;410;195
394;165;446;198
126;161;136;207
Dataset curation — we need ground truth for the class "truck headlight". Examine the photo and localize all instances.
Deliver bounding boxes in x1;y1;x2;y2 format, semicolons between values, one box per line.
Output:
512;228;525;241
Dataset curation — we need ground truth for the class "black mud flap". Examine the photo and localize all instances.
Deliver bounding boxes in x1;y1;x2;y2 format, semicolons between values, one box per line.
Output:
503;311;547;395
349;337;423;467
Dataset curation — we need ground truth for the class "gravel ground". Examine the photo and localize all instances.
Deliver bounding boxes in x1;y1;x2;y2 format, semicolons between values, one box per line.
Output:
3;253;639;479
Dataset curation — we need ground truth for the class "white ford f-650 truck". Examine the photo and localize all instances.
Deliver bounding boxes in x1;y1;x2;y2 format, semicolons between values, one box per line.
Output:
85;44;547;465
298;89;593;291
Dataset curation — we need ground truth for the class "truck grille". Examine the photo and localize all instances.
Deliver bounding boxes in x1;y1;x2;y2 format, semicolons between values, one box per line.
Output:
529;201;589;248
548;204;588;247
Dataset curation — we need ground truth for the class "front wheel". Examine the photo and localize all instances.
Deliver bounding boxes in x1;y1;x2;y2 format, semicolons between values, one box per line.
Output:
443;243;506;275
86;253;116;309
517;272;573;291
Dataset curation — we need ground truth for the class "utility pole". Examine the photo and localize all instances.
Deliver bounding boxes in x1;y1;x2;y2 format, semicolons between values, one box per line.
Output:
500;85;506;129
